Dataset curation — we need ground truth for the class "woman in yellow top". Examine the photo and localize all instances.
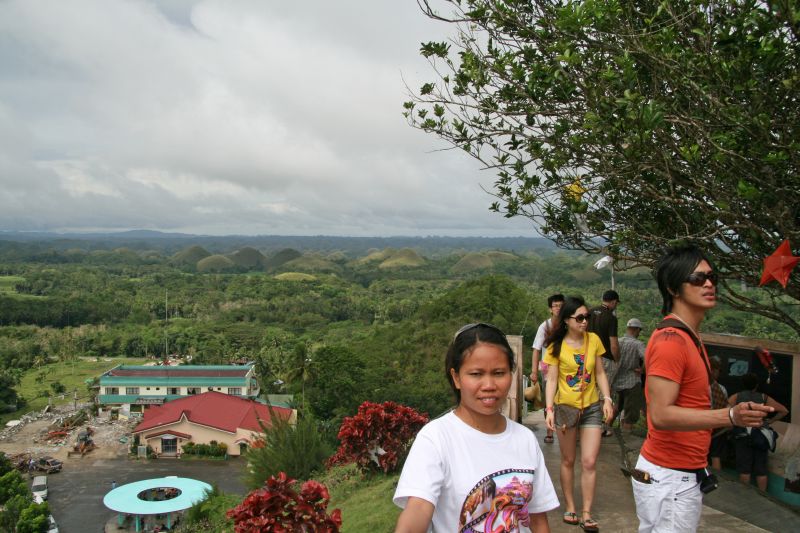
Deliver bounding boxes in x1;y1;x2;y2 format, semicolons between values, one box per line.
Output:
544;296;613;532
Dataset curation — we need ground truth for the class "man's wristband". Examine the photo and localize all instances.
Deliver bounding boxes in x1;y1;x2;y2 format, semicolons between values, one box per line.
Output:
603;396;613;404
728;407;736;427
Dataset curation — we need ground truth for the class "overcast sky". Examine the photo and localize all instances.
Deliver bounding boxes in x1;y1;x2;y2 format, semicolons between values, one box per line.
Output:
0;0;535;237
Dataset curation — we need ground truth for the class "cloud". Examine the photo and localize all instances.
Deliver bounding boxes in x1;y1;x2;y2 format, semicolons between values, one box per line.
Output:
0;0;534;236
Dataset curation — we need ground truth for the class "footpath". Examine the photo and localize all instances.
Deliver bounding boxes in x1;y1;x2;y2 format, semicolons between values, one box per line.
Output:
521;411;799;532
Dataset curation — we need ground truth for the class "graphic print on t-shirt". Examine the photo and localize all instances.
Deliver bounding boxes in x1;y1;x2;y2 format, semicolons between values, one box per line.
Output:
566;352;590;391
458;469;535;532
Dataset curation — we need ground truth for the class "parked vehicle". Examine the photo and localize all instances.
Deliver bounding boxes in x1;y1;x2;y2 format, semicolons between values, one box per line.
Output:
36;456;63;473
31;475;48;501
47;514;59;533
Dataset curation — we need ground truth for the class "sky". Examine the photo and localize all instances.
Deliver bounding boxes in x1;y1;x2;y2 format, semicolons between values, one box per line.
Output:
0;0;535;237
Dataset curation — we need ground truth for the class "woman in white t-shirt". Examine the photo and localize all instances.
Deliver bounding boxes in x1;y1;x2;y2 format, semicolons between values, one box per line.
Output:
394;323;559;532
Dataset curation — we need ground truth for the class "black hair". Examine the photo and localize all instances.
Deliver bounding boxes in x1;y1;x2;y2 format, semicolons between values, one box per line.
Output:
654;244;715;315
543;296;586;359
445;324;515;404
547;294;565;307
741;372;759;391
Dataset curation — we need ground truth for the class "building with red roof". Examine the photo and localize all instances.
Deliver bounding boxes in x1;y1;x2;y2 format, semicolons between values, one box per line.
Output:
132;391;294;457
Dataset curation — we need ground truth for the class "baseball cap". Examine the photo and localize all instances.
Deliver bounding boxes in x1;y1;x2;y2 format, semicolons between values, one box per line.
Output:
626;318;643;329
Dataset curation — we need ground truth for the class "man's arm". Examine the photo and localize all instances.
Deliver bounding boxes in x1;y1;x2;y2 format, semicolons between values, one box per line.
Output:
647;376;773;431
531;348;542;383
610;336;620;362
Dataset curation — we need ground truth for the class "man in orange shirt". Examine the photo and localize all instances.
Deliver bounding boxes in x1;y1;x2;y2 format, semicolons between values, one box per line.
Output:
632;245;772;532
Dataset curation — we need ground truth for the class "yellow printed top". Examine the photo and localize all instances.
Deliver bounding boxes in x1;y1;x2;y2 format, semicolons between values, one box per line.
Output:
543;332;605;408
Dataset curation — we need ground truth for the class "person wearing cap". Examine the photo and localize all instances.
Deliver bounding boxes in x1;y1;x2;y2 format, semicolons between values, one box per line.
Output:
588;289;620;436
612;318;646;431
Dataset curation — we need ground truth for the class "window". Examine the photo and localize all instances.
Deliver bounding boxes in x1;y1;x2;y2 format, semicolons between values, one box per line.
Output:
227;388;242;396
187;387;200;395
167;387;180;395
146;387;151;391
105;387;119;395
207;387;214;391
125;387;139;395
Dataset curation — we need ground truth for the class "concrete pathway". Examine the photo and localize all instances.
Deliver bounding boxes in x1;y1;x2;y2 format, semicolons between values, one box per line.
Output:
522;411;798;532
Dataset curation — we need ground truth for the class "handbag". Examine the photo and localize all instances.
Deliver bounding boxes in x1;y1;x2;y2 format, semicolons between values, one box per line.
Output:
554;403;582;429
524;381;544;411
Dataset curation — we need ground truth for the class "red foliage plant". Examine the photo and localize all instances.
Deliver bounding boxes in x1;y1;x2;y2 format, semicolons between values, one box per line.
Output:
226;472;342;532
328;401;428;473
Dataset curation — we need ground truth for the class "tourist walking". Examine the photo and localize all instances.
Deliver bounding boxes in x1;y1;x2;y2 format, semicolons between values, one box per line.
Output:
543;296;614;532
613;318;646;431
531;293;564;444
394;323;558;532
632;244;773;532
588;290;620;437
729;372;788;491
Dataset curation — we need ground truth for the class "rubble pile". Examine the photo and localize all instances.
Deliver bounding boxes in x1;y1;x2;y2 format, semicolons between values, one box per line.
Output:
1;403;135;459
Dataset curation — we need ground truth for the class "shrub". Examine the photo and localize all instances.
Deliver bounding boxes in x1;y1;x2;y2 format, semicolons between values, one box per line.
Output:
245;411;332;489
0;470;28;504
15;501;49;533
179;485;239;532
328;401;428;473
226;472;341;532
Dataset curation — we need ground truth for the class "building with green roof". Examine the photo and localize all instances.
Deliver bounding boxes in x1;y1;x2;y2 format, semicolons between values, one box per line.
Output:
98;364;259;414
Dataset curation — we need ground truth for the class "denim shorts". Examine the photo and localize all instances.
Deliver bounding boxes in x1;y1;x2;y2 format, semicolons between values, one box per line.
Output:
578;400;604;429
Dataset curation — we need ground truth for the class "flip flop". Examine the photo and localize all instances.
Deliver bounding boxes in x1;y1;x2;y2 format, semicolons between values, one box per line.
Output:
563;511;579;525
601;429;613;437
580;515;599;532
544;435;554;443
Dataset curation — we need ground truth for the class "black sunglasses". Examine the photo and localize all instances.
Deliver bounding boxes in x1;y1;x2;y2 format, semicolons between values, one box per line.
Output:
686;271;719;286
569;313;591;323
453;322;506;341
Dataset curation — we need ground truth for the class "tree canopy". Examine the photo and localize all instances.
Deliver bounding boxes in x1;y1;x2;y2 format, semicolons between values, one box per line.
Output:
407;0;800;332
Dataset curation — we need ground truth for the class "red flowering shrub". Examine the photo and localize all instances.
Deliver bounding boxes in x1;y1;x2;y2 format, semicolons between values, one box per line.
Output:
328;401;428;473
226;472;341;532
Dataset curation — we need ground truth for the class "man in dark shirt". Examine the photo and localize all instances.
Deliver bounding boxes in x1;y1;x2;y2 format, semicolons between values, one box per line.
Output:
588;289;620;436
588;289;620;362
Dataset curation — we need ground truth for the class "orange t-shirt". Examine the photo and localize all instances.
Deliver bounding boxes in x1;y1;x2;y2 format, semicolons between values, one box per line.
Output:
641;326;711;470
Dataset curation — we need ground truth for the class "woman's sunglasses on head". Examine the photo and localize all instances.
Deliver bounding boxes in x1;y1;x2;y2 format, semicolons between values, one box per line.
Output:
453;322;506;341
686;271;719;286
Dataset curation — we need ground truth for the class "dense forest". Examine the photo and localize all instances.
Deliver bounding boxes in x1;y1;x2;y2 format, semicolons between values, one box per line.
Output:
0;234;796;422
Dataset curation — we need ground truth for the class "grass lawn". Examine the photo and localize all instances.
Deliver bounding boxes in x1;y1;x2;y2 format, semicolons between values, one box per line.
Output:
324;465;401;532
2;357;147;425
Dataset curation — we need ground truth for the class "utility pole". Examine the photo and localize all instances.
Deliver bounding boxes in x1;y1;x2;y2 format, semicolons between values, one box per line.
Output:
164;289;169;365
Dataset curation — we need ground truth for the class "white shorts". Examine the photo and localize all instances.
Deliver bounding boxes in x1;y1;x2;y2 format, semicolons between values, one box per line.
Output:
631;455;703;533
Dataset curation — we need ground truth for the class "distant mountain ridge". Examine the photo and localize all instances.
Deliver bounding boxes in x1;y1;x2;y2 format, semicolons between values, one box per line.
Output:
0;230;556;257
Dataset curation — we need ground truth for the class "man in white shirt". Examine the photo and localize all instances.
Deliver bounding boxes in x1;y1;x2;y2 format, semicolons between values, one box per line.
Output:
530;293;563;444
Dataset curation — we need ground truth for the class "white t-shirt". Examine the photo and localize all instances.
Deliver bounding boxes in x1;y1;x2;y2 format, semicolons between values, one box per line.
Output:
393;411;559;532
532;319;553;372
532;319;552;351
